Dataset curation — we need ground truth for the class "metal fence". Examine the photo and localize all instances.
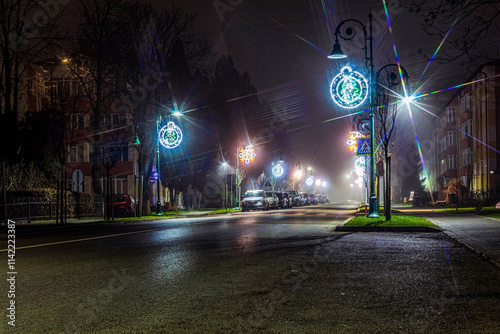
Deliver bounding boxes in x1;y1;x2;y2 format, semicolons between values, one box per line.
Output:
2;197;104;223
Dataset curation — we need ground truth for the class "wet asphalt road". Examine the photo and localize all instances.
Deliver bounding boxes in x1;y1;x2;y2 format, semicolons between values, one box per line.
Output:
2;202;500;333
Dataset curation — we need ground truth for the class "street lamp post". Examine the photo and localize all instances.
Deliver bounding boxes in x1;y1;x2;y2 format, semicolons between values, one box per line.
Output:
236;147;240;209
155;115;162;216
329;11;379;218
375;64;409;220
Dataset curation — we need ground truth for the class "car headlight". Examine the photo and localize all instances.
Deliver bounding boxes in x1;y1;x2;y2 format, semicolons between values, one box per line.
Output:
257;201;263;205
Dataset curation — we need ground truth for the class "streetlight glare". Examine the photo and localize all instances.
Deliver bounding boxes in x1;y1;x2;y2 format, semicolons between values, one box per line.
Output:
401;95;415;105
173;111;182;116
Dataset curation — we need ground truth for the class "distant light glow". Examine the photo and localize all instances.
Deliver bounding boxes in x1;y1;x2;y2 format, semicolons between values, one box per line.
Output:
331;66;369;109
173;111;182;116
272;163;284;177
293;169;303;180
159;121;183;149
239;146;256;164
321;181;327;187
306;176;314;186
315;179;321;186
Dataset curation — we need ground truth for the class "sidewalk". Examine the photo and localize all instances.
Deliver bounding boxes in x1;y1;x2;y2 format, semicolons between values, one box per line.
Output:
398;209;500;268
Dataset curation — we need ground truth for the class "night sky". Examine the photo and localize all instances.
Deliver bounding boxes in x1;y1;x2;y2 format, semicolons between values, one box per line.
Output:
60;0;481;198
167;0;474;198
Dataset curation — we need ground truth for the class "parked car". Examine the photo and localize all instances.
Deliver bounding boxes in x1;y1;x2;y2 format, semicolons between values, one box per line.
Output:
108;194;135;217
309;193;317;205
300;192;310;205
314;194;322;204
265;191;279;209
270;191;287;209
241;190;268;211
285;190;302;206
281;192;293;208
317;195;330;204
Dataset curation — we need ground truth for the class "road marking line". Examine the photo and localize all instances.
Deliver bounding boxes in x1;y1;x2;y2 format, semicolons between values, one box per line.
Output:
0;227;167;251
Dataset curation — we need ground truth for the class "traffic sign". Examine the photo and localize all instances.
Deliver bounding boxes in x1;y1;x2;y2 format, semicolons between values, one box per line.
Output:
72;169;83;192
356;138;371;156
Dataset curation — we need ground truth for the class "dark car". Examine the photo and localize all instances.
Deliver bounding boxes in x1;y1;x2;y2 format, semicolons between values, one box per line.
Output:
282;192;293;208
271;191;288;209
285;190;302;206
241;190;268;211
300;192;310;205
265;191;279;209
309;193;317;205
314;194;322;204
109;194;135;217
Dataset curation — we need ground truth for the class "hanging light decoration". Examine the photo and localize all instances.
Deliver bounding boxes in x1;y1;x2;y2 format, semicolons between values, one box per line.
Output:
159;121;183;149
293;169;303;180
272;163;284;177
239;145;256;164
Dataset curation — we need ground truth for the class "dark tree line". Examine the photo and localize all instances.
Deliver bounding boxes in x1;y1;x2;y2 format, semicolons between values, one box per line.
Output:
1;0;276;218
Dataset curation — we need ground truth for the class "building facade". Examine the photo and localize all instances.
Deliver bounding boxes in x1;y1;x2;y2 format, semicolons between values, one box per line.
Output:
435;63;500;198
24;58;171;207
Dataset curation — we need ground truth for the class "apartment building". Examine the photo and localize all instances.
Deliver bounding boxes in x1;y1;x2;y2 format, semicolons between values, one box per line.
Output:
435;62;500;197
25;58;136;196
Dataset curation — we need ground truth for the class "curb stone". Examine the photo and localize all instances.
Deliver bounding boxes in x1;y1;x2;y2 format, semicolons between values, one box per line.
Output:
334;226;442;233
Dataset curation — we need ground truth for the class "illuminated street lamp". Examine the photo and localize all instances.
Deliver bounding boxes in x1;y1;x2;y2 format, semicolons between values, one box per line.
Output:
329;11;379;218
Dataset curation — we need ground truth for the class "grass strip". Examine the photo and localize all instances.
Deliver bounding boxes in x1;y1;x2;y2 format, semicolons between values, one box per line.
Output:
434;206;497;213
345;215;439;228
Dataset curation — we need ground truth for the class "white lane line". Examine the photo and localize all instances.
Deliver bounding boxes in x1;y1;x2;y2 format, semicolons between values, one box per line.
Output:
0;227;168;251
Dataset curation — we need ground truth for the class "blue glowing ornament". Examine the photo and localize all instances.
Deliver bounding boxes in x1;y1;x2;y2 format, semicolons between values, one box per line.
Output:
272;164;284;177
331;66;369;109
159;121;183;149
306;176;314;186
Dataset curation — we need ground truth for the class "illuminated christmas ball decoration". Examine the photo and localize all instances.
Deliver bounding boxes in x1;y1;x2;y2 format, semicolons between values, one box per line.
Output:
315;179;321;186
293;169;303;180
331;66;369;109
272;163;284;177
159;121;183;149
239;146;256;164
321;181;327;187
306;176;314;186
